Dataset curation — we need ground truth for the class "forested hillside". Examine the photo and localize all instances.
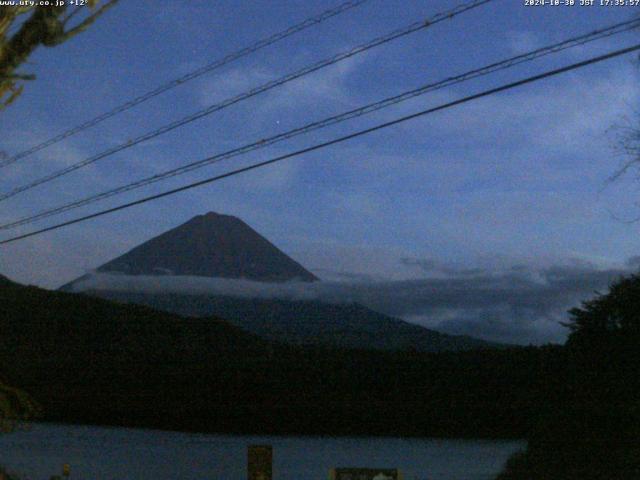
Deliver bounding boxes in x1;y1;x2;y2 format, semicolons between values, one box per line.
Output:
1;276;561;438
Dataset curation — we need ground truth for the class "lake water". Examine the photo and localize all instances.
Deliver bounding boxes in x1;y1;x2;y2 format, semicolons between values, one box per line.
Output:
0;423;524;480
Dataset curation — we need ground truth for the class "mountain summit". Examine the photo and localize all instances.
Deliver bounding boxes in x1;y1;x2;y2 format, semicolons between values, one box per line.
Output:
64;212;496;352
96;212;317;282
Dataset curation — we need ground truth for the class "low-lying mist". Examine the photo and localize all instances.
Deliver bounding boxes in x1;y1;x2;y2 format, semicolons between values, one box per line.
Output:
69;258;632;345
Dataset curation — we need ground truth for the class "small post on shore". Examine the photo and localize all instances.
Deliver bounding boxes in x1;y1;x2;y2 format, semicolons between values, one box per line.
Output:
248;445;272;480
50;463;71;480
329;468;402;480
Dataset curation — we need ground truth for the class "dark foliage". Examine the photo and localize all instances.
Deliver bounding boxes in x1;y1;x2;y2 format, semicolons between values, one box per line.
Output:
0;277;561;439
0;2;118;109
497;273;640;479
0;466;21;480
565;272;640;343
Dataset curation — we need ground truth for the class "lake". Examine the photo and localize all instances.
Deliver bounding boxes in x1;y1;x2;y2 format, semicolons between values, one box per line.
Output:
0;423;524;480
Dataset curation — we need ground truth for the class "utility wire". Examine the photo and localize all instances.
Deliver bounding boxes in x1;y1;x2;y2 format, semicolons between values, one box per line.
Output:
2;17;638;231
2;43;638;246
0;0;372;169
0;0;493;203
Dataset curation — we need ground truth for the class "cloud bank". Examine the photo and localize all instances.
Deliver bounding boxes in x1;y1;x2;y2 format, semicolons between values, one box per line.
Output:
71;257;633;346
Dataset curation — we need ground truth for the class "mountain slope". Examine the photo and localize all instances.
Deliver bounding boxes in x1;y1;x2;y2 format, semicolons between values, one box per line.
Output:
0;276;547;438
90;212;317;282
0;275;268;366
62;211;495;352
85;290;494;352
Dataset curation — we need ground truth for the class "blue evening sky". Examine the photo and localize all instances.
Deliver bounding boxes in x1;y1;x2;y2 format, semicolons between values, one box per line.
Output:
1;0;640;343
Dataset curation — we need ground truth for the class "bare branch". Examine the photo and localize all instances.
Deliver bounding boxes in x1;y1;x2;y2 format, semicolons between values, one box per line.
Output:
61;6;82;27
50;0;118;45
608;115;640;183
0;6;33;39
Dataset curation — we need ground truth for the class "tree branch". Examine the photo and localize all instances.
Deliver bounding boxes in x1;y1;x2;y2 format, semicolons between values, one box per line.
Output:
0;6;65;76
48;0;118;45
0;1;117;109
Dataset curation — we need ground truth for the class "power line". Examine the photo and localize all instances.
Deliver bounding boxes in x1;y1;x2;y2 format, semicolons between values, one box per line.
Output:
0;0;493;203
0;0;372;169
1;18;637;231
2;43;638;246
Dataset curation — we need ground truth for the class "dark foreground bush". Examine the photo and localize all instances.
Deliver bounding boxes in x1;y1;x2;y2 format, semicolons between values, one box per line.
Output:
497;272;640;480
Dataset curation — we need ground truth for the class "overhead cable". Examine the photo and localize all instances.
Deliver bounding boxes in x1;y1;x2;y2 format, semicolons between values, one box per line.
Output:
2;42;638;245
2;17;637;231
0;0;373;168
0;0;493;202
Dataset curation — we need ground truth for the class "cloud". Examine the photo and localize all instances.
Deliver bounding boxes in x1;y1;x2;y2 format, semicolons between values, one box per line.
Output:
0;128;91;192
400;257;487;277
0;227;126;289
627;255;640;269
506;31;542;56
70;257;633;346
197;53;363;116
421;64;639;157
199;68;273;106
267;55;362;108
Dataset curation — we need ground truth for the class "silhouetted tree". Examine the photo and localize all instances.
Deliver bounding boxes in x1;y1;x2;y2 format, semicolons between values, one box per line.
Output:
497;272;640;479
0;0;117;109
564;273;640;344
0;380;41;433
